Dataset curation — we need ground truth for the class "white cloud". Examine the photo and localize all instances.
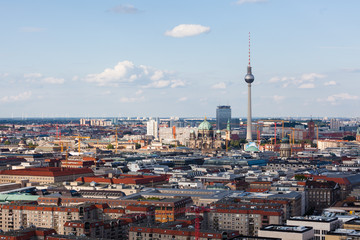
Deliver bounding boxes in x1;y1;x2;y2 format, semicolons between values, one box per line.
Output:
165;24;210;38
212;82;226;89
170;80;186;88
144;80;170;88
108;5;139;14
135;90;143;95
24;73;42;78
269;72;325;88
150;71;164;81
24;73;64;84
84;61;185;89
43;77;65;84
324;81;336;86
177;97;188;102
298;83;315;89
20;27;45;33
119;96;145;103
318;93;359;105
273;95;285;102
236;0;267;5
301;73;326;81
0;91;32;103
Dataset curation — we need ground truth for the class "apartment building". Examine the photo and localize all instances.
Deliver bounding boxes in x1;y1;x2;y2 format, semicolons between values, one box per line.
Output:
207;198;284;236
129;222;240;240
0;203;98;234
64;219;125;239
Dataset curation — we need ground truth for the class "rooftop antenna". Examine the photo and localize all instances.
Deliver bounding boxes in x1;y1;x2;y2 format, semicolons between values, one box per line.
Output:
248;32;251;67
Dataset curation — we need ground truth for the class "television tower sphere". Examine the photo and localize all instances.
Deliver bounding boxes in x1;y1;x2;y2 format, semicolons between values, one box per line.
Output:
245;66;254;83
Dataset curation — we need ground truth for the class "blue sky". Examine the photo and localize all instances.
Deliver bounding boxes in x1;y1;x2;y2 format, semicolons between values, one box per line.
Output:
0;0;359;118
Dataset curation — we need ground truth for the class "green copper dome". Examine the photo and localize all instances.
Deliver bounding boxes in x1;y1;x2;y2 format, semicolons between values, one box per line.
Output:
198;119;213;130
244;142;260;152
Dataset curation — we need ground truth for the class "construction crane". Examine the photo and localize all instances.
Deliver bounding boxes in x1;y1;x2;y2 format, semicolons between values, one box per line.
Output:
172;126;177;149
256;120;289;144
68;135;90;154
107;127;119;153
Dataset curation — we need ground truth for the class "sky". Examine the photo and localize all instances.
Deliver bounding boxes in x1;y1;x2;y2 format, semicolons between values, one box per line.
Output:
0;0;359;118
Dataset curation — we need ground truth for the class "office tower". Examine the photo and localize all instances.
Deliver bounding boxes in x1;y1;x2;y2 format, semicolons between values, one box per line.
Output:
216;105;231;130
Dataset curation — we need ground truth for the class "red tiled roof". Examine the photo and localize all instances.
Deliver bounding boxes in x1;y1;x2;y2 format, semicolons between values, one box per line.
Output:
305;174;351;185
0;167;93;177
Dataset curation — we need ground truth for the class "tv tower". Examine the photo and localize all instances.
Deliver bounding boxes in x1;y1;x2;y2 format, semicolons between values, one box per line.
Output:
245;32;255;142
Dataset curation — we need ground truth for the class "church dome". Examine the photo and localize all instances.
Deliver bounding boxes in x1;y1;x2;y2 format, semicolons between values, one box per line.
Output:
198;119;213;131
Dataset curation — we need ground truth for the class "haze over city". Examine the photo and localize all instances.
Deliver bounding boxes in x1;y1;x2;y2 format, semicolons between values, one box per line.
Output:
0;0;359;118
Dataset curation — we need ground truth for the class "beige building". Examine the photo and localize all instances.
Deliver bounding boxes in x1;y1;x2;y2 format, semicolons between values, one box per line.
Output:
287;216;341;240
0;167;94;185
208;208;283;236
344;219;360;231
317;140;346;151
159;127;197;145
258;225;314;240
325;229;360;240
0;203;98;234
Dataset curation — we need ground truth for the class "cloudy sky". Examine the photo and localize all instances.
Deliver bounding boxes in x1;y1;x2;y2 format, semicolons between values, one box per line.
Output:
0;0;359;118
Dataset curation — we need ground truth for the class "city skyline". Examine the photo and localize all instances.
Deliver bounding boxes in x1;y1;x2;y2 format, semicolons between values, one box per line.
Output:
0;0;359;118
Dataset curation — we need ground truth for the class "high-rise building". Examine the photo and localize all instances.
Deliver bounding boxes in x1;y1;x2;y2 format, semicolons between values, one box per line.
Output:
216;105;231;130
147;119;159;139
330;118;341;130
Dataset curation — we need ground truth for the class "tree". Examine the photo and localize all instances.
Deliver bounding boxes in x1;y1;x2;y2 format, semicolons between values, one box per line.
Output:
107;144;114;149
4;140;10;145
343;135;356;141
294;174;307;181
135;143;141;149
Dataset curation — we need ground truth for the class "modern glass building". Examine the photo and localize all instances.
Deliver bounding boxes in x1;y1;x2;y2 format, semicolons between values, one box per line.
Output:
216;105;231;130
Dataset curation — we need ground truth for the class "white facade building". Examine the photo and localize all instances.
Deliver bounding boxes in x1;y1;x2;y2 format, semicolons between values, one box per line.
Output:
147;119;159;139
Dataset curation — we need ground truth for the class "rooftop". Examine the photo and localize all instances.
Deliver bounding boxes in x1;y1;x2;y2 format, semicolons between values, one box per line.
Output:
0;167;93;177
261;225;312;233
289;216;338;222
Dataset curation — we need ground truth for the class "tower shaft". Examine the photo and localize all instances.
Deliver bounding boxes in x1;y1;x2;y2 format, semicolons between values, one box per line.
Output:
246;83;253;142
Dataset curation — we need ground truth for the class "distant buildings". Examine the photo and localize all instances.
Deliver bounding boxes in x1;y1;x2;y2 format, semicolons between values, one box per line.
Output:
216;105;231;130
80;118;112;126
330;119;342;130
147;119;159;140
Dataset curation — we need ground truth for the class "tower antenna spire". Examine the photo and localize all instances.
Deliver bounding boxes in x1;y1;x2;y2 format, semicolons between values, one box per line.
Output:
248;32;251;67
